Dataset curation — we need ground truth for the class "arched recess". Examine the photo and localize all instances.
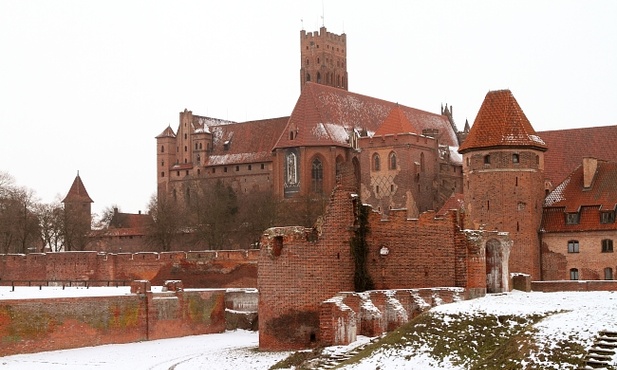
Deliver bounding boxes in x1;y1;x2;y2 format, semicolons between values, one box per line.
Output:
372;153;381;171
335;155;345;182
389;151;397;170
310;155;324;194
486;238;509;293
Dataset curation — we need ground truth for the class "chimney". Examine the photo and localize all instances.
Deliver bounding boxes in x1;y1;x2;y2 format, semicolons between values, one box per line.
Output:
582;157;598;189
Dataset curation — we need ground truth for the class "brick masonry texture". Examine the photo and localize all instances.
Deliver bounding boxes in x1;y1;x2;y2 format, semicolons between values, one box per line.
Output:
0;282;257;356
257;182;510;350
0;250;258;288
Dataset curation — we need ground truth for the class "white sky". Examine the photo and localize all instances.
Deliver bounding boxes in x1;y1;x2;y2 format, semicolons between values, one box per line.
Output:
1;1;615;217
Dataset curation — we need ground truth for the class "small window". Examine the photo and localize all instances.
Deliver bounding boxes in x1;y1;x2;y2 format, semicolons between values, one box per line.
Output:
389;152;397;170
161;172;165;178
570;268;579;280
373;153;381;171
184;146;187;152
601;211;615;224
212;168;216;174
184;133;187;140
195;143;198;150
602;239;613;253
484;155;491;164
512;153;520;163
185;170;189;176
224;167;228;173
236;166;239;171
161;145;165;153
176;171;180;177
568;240;579;253
605;267;613;280
248;165;252;171
261;163;265;170
566;213;580;225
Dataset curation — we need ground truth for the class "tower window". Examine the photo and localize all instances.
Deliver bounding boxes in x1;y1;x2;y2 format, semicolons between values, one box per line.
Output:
512;153;519;163
568;240;579;253
161;145;165;153
248;165;252;171
161;172;165;177
261;163;265;170
236;165;239;171
484;155;491;165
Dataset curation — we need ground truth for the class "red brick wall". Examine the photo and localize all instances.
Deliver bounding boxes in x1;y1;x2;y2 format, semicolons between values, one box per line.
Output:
0;285;233;356
258;186;493;350
463;149;545;280
531;280;617;292
0;250;258;288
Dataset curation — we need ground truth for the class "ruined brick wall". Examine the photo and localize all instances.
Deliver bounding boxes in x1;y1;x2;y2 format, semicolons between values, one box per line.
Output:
0;250;258;288
258;185;492;350
541;231;617;281
320;288;467;346
258;187;357;350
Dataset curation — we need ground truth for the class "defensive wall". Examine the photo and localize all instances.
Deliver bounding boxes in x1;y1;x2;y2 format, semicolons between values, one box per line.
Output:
258;184;511;350
0;249;258;288
0;280;258;356
531;280;617;292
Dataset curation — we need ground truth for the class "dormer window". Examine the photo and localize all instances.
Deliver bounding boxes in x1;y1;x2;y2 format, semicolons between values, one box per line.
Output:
223;140;230;151
566;212;580;225
601;211;615;224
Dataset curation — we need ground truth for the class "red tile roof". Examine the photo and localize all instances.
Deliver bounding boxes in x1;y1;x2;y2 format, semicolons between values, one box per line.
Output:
206;117;289;166
542;160;617;232
374;104;418;136
458;90;547;153
539;125;617;187
274;82;457;149
62;174;93;203
437;193;465;217
155;126;176;139
109;212;152;229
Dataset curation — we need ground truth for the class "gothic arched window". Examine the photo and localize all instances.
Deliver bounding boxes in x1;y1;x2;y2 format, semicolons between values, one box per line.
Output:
311;158;323;193
389;152;397;170
373;153;381;171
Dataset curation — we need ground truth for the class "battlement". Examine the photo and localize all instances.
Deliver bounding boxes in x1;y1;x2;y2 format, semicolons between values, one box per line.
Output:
301;26;346;44
0;250;259;288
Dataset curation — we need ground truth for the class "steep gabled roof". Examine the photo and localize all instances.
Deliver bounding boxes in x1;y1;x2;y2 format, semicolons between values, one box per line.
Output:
274;82;457;149
437;193;465;217
62;174;93;203
458;89;547;153
542;160;617;232
206;117;289;166
539;125;617;187
374;104;418;136
156;126;176;139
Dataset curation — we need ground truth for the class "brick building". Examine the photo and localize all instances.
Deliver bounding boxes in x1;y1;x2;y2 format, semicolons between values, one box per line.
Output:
541;158;617;280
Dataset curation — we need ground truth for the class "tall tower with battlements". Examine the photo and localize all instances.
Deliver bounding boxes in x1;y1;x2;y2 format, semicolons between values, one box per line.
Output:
300;26;348;91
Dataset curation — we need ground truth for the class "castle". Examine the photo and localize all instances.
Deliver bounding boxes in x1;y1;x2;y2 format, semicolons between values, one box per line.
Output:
52;25;617;350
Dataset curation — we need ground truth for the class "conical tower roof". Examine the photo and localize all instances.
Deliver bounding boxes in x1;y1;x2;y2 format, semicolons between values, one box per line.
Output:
62;173;93;203
374;104;418;136
458;89;547;153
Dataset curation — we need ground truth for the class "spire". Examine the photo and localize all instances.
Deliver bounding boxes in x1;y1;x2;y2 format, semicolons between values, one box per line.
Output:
62;173;93;204
458;89;547;153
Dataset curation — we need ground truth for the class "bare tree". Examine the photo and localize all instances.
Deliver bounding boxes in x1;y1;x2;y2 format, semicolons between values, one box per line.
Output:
0;173;42;254
146;194;184;252
189;180;238;250
37;200;65;252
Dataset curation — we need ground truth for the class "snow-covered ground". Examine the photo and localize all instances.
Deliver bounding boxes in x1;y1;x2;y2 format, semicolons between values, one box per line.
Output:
2;288;617;369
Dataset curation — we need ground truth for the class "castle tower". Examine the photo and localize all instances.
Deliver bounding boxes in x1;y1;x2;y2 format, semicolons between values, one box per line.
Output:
62;172;93;250
300;26;348;91
155;125;177;201
458;90;547;280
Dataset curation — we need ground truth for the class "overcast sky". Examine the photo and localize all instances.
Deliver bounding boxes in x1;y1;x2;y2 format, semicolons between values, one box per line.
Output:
1;1;615;217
